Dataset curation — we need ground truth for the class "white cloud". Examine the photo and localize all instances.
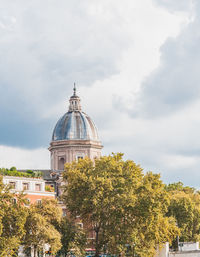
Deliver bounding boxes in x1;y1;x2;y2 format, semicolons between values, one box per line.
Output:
1;0;199;187
0;145;49;169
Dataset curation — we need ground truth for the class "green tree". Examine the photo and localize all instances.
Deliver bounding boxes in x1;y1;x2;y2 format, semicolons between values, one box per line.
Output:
0;176;28;257
166;183;200;243
62;153;179;257
23;200;62;257
131;172;179;256
58;216;87;257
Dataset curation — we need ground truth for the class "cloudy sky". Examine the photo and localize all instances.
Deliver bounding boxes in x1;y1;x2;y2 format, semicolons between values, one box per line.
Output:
1;0;200;187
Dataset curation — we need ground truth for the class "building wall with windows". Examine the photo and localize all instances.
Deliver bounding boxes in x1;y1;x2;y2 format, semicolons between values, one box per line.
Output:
3;176;55;204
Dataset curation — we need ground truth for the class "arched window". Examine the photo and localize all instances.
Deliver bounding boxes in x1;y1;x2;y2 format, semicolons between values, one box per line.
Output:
58;157;65;170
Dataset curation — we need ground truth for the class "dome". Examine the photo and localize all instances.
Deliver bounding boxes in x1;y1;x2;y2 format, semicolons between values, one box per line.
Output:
52;111;100;141
52;85;100;142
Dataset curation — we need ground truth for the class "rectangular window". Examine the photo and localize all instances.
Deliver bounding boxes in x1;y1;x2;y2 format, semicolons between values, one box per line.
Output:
36;199;42;205
35;184;41;191
22;183;29;190
9;182;16;189
11;198;17;204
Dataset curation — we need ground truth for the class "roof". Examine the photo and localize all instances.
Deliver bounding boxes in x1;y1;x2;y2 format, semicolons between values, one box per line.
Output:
52;111;100;141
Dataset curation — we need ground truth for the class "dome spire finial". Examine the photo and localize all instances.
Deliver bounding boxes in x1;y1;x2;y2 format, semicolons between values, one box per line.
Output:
69;82;81;111
73;82;76;96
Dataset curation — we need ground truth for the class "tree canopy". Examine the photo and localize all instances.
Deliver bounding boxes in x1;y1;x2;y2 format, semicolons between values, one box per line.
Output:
57;216;87;257
0;176;28;257
0;167;42;178
62;153;179;257
166;182;200;243
23;200;62;257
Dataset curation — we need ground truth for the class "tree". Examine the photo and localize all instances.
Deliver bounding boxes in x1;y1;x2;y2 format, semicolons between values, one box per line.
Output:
23;200;62;257
57;216;87;257
166;183;200;243
131;172;179;256
62;153;179;257
0;176;28;257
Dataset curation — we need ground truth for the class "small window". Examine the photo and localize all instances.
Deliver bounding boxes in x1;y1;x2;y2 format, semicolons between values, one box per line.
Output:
9;182;16;189
11;198;17;204
22;183;29;190
35;184;41;191
58;157;65;170
36;199;42;205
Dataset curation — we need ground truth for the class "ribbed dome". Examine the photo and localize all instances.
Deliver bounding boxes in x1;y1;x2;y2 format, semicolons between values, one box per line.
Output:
52;85;100;142
52;111;100;141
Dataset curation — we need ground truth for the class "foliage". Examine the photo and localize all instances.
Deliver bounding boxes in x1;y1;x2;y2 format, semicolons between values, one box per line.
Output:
166;182;200;243
165;182;195;194
62;153;179;257
131;172;179;256
23;200;62;257
33;199;62;227
45;185;55;192
0;167;43;178
0;176;28;257
57;216;87;257
0;174;86;257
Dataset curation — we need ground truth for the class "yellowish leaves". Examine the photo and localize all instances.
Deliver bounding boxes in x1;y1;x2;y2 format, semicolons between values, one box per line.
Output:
63;153;179;256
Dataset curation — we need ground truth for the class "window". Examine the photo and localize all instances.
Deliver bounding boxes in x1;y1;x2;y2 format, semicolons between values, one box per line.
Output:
58;157;65;170
9;182;16;189
22;183;29;190
35;184;41;191
11;198;17;204
36;199;42;205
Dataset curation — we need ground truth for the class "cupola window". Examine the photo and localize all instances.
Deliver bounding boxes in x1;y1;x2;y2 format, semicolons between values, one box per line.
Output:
58;157;65;170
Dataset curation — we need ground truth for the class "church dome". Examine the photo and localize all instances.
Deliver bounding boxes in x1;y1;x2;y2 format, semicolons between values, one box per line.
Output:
52;86;100;142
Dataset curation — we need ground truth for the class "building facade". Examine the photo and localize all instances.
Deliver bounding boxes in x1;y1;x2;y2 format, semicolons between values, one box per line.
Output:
3;175;55;204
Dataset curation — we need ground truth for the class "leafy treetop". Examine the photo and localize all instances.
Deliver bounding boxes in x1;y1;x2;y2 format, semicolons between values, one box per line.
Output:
0;167;43;178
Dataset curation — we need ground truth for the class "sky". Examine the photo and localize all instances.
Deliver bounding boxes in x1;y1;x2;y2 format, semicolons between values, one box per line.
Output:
0;0;200;187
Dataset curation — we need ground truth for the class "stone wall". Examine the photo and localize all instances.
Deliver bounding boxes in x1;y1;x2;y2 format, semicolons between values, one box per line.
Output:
169;251;200;257
156;243;200;257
